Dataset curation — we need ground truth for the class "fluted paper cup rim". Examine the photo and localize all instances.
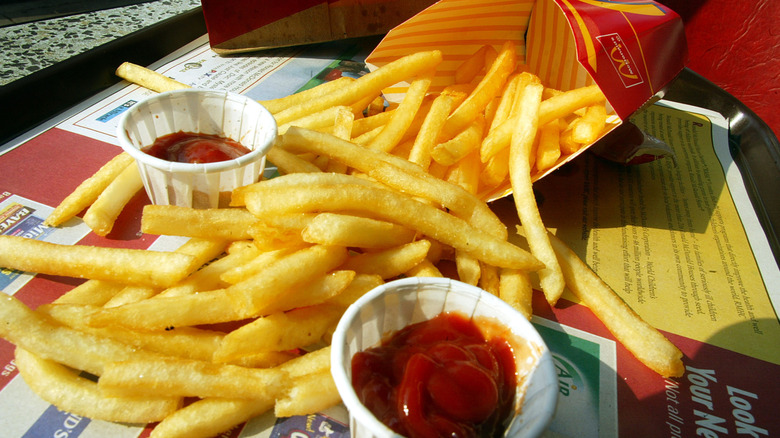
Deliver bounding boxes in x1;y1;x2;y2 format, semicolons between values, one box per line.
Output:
331;277;558;438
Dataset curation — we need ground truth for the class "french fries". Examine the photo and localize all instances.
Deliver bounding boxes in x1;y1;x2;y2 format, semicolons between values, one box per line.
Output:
43;152;135;227
0;43;683;438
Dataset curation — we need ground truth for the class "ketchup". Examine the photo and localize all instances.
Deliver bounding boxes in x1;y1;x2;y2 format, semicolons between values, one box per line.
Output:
351;312;517;438
142;131;251;164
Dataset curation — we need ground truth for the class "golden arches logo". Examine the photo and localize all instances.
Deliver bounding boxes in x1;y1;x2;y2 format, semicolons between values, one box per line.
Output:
610;44;639;79
577;0;667;16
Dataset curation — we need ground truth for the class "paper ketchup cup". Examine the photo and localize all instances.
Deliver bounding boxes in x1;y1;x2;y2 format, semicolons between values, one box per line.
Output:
117;89;277;209
331;277;558;438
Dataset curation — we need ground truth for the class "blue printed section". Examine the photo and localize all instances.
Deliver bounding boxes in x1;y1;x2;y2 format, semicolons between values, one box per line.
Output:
271;414;349;438
96;100;137;123
7;214;54;240
22;405;90;438
0;203;55;288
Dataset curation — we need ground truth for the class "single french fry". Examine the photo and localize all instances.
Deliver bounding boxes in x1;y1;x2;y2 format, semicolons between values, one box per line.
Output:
571;103;608;144
368;71;433;153
220;245;304;285
405;258;444;278
150;397;274;438
277;105;353;135
98;356;285;400
227;350;299;369
302;213;417;249
256;270;356;316
558;117;583;155
479;262;500;296
174;237;231;268
431;115;486;166
548;232;685;377
364;94;387;116
456;250;482;286
53;279;125;306
508;83;565;305
259;76;355;114
352;125;383;146
441;41;517;139
487;73;520;132
15;348;181;423
325;274;385;309
116;62;190;93
407;92;455;170
352;109;394;138
499;268;534;319
232;171;386;206
535;120;562;172
88;288;247;331
0;235;196;288
44;152;135;227
103;285;158;308
277;345;332;378
141;204;258;240
445;149;481;196
82;161;143;236
275;370;341;417
538;84;605;126
274;50;442;126
479;147;510;189
214;304;343;361
266;145;324;175
341;240;432;279
332;107;358;140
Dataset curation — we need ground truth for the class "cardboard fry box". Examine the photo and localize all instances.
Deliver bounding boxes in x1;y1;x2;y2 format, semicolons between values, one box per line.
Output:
365;0;687;200
201;0;439;55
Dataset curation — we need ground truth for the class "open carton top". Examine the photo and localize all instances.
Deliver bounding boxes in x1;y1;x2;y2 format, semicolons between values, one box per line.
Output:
365;0;687;200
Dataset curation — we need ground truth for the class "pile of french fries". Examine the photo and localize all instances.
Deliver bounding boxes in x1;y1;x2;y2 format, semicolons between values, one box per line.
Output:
0;41;684;438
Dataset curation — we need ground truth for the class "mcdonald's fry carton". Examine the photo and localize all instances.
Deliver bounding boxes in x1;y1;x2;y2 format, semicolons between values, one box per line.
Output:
366;0;687;199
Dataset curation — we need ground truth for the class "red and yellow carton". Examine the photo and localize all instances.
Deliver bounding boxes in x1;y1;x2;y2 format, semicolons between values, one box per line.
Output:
366;0;687;198
201;0;438;55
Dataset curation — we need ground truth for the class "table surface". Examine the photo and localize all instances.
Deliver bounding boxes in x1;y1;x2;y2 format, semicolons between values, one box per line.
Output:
0;0;200;87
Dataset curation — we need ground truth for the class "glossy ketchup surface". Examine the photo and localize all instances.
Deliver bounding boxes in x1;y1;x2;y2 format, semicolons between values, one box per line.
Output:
142;131;251;164
351;312;517;438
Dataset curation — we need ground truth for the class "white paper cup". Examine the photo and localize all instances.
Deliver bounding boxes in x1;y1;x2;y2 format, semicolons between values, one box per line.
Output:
117;89;277;208
331;277;558;438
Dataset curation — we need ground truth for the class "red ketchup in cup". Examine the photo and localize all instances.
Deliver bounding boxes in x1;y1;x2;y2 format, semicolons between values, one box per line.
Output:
141;131;251;164
351;312;517;438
